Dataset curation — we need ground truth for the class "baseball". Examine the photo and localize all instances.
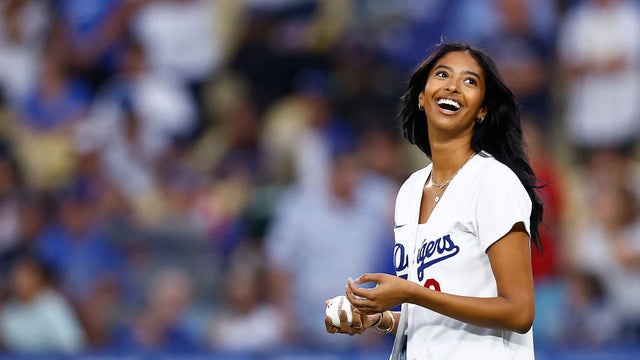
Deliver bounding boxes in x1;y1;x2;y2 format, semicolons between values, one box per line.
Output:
326;295;353;327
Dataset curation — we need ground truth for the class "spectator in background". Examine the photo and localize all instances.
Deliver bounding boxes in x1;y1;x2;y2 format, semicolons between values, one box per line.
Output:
187;83;263;256
17;35;91;132
0;143;23;256
358;128;407;185
33;180;128;347
81;38;197;225
251;67;354;193
557;0;640;163
229;1;330;115
50;0;135;92
206;245;285;352
330;38;404;136
551;269;619;346
0;0;50;106
571;181;640;340
7;35;91;191
0;253;87;354
344;0;454;72
0;191;50;295
446;0;556;47
98;38;197;165
80;96;160;226
71;127;132;224
479;0;553;133
291;69;355;194
133;0;222;138
113;267;201;354
148;165;206;238
265;145;395;349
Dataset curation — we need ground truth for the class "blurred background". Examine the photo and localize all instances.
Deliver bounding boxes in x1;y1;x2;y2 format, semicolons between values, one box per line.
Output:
0;0;639;358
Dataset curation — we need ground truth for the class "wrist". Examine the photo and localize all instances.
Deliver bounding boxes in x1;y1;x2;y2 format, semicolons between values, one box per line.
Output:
371;312;384;328
373;310;394;334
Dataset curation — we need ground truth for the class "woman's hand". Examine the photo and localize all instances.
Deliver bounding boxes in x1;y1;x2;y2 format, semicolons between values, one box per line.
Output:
346;273;410;315
324;298;381;335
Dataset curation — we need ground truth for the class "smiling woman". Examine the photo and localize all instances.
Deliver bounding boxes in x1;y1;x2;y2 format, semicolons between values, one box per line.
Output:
324;42;544;360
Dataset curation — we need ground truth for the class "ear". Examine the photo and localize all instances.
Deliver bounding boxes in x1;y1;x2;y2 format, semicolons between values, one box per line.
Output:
477;107;488;120
418;92;425;109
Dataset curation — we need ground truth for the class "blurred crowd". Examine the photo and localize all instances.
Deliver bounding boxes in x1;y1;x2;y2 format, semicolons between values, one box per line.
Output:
0;0;640;356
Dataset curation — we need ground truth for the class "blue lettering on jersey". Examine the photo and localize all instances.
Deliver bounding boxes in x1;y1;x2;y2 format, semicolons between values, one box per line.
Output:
394;243;409;279
416;234;460;281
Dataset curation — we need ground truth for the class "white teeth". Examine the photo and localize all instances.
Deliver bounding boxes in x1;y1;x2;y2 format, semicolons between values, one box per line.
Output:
437;98;461;110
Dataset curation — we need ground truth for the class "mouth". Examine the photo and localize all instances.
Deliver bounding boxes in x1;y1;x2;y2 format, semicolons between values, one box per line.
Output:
436;98;462;113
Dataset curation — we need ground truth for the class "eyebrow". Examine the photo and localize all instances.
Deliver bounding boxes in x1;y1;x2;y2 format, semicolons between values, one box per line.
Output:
434;64;481;79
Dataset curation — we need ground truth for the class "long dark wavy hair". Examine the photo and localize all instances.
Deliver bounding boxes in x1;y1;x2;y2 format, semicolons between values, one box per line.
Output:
399;42;544;250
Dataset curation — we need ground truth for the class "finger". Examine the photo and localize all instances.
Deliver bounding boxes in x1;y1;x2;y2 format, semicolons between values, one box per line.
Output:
347;278;360;297
325;316;337;333
355;273;379;285
345;283;362;306
350;310;364;334
346;285;383;316
348;278;374;301
345;283;365;305
336;310;350;334
346;285;374;312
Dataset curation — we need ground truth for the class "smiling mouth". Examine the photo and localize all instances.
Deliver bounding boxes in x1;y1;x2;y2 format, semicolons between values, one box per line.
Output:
436;98;461;112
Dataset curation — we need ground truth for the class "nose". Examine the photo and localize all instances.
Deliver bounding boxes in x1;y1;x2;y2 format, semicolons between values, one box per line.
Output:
445;79;459;93
445;82;459;93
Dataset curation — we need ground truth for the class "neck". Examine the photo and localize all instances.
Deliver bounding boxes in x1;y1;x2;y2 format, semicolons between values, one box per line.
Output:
430;140;475;184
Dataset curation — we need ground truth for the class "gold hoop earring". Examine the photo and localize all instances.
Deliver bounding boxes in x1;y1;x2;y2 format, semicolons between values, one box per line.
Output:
418;103;424;110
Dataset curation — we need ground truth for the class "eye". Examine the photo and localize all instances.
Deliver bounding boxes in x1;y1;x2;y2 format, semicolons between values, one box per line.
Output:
434;71;448;78
463;77;478;85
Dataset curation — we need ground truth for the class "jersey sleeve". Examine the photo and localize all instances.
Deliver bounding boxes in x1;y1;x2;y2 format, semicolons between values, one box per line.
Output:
475;166;532;252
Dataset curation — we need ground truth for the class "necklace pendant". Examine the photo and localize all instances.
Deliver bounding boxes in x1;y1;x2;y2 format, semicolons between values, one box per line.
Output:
434;195;440;203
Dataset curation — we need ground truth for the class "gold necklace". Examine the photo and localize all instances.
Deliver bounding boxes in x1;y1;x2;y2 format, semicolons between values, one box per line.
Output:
433;185;446;204
429;152;476;203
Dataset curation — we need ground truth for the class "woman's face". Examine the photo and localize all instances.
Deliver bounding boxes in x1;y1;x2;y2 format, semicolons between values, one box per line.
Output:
418;51;487;136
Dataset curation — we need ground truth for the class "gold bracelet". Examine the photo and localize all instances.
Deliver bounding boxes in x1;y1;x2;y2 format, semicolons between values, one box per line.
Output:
373;310;394;334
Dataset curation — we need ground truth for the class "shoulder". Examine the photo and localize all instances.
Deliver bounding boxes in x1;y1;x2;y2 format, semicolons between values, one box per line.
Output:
473;152;522;186
469;153;528;202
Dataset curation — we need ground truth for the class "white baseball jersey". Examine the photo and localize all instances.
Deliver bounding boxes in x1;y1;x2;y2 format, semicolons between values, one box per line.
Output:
390;151;534;360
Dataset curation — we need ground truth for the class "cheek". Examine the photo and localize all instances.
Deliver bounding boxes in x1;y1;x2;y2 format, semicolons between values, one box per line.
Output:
423;81;438;96
468;91;486;113
421;84;439;109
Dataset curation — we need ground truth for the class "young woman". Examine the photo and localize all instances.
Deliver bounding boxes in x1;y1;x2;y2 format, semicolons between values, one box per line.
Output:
325;42;543;359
